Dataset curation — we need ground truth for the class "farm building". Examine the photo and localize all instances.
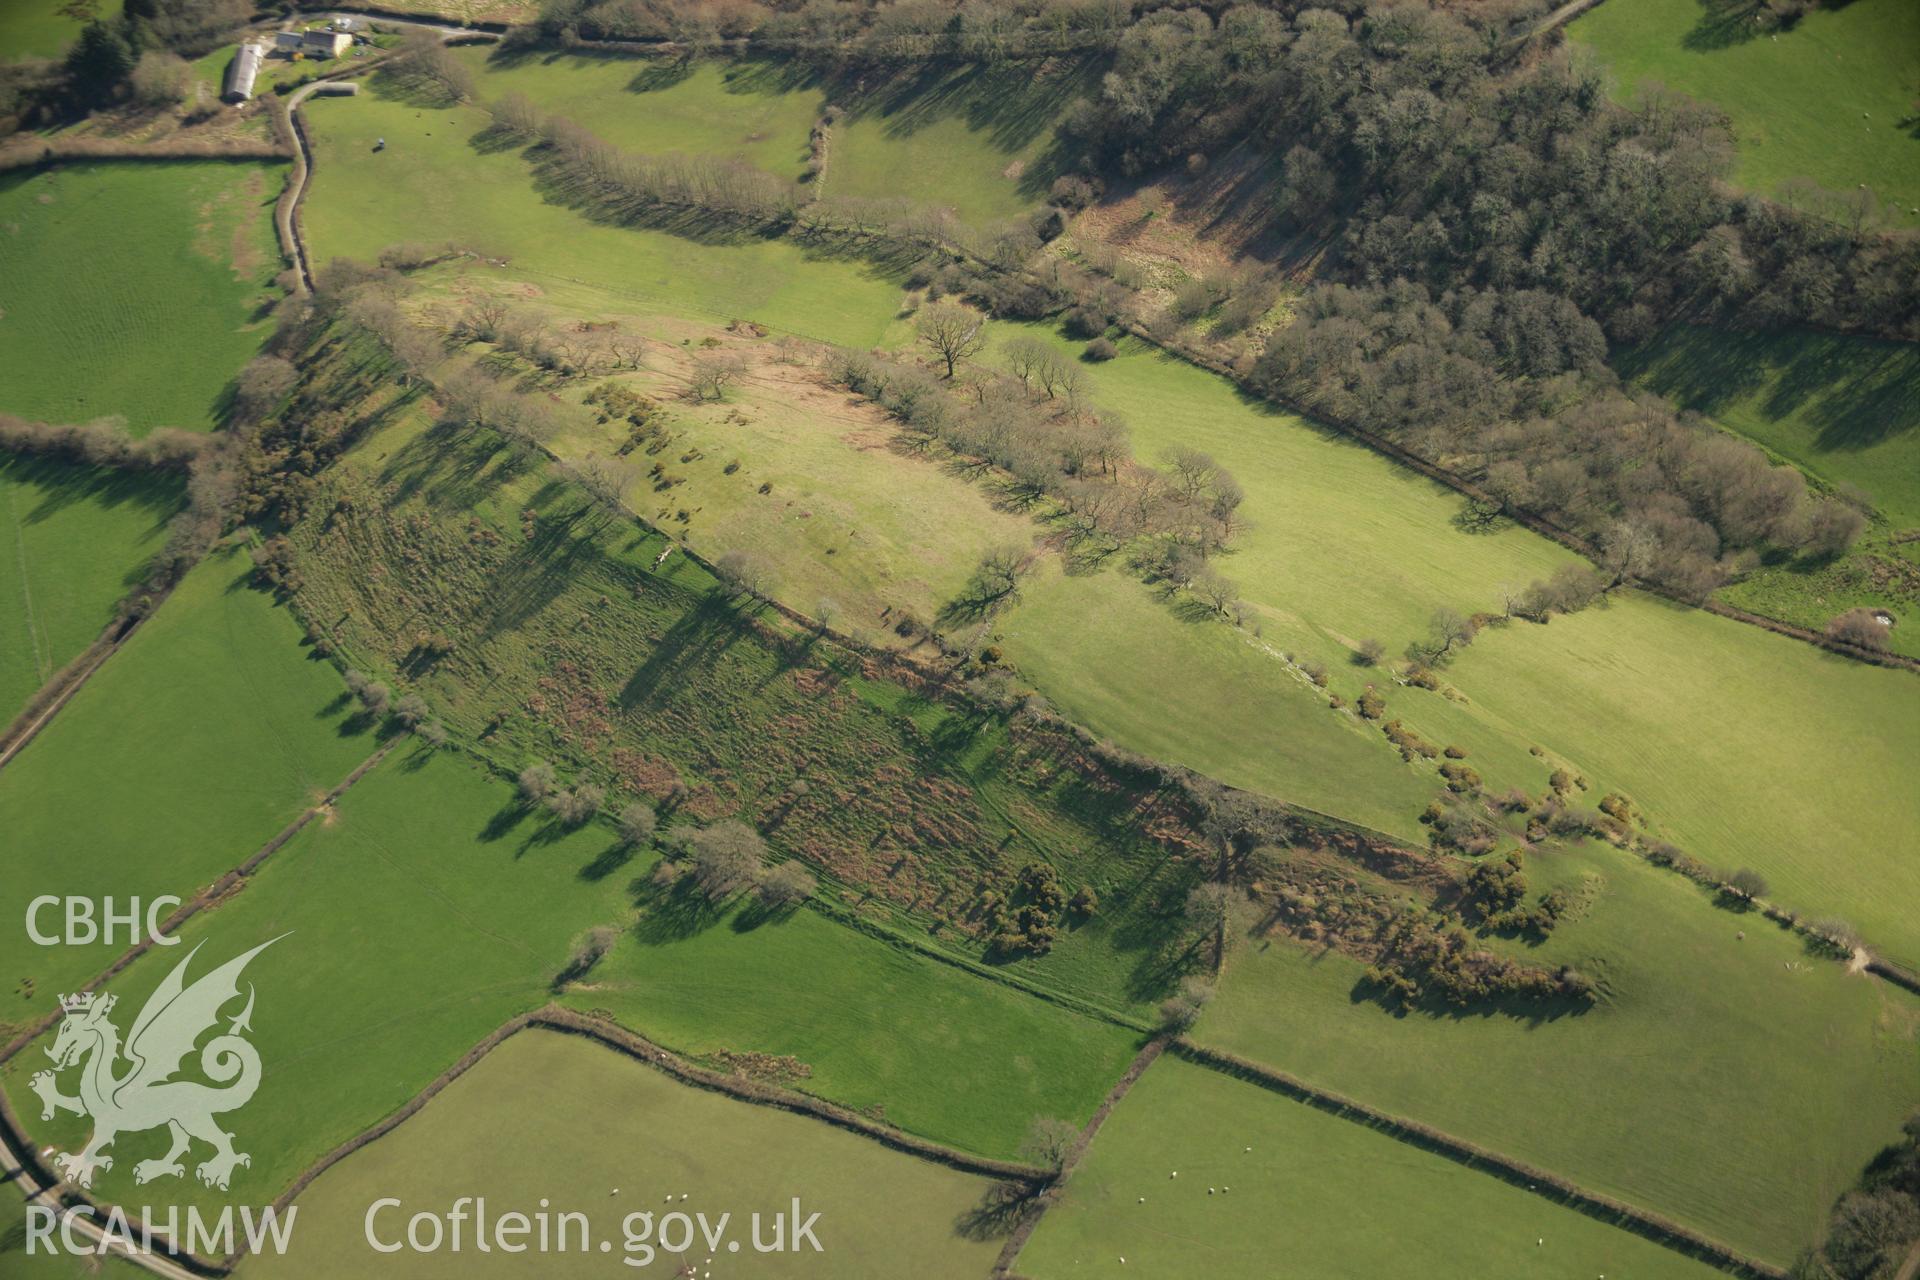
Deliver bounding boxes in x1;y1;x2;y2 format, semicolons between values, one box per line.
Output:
273;31;304;53
302;29;353;58
222;41;265;103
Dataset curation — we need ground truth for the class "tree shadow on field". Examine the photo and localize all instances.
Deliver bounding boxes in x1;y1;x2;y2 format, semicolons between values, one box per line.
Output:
480;796;536;843
619;596;747;711
379;413;516;512
7;453;182;532
729;895;800;932
1681;0;1775;51
1622;323;1920;455
578;839;637;882
1347;972;1593;1027
628;60;696;94
954;1181;1042;1243
629;874;727;944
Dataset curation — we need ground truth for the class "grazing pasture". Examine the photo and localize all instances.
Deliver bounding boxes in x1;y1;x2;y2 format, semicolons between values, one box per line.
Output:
456;49;820;180
283;328;1201;1020
974;321;1920;964
298;84;902;348
1199;841;1920;1265
1017;1054;1724;1279
827;58;1091;223
1000;558;1436;841
1569;0;1920;214
0;453;179;720
0;163;281;433
0;0;91;61
242;1030;1008;1278
564;897;1144;1161
0;546;372;1015
1445;592;1920;966
2;746;634;1215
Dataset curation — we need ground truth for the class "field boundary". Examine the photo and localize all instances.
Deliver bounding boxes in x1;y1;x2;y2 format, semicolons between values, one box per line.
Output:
1169;1038;1790;1279
238;1008;1053;1270
0;141;287;175
0;735;402;1065
0;614;138;773
993;1036;1169;1278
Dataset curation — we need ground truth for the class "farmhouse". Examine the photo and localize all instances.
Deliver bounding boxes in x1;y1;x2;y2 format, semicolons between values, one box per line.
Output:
221;41;264;103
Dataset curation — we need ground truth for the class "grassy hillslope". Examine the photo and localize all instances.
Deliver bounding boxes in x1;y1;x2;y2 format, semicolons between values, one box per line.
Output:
977;322;1920;966
0;163;281;433
0;453;180;720
1019;1054;1723;1280
455;49;820;180
827;58;1093;223
0;545;372;1017
299;82;902;348
1570;0;1920;215
1445;592;1920;965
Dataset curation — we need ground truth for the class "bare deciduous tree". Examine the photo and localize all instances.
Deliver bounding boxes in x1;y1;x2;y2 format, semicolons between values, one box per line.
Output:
618;803;658;846
915;301;986;378
756;860;817;907
688;351;746;400
687;820;767;900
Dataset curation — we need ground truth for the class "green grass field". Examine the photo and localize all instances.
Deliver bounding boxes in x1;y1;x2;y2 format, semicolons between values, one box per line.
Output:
827;59;1090;224
0;163;282;433
0;545;373;1018
1001;558;1438;840
1570;0;1920;215
444;47;1074;225
564;898;1143;1160
300;82;903;347
2;730;1135;1209
985;326;1576;837
459;49;820;179
968;322;1920;965
1198;841;1920;1265
1445;591;1920;966
1;745;634;1215
0;453;179;720
242;1030;1008;1278
1620;324;1920;526
1018;1054;1724;1279
0;0;98;61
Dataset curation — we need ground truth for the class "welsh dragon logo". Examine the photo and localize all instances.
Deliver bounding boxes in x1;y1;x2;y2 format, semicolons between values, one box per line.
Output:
30;937;282;1191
